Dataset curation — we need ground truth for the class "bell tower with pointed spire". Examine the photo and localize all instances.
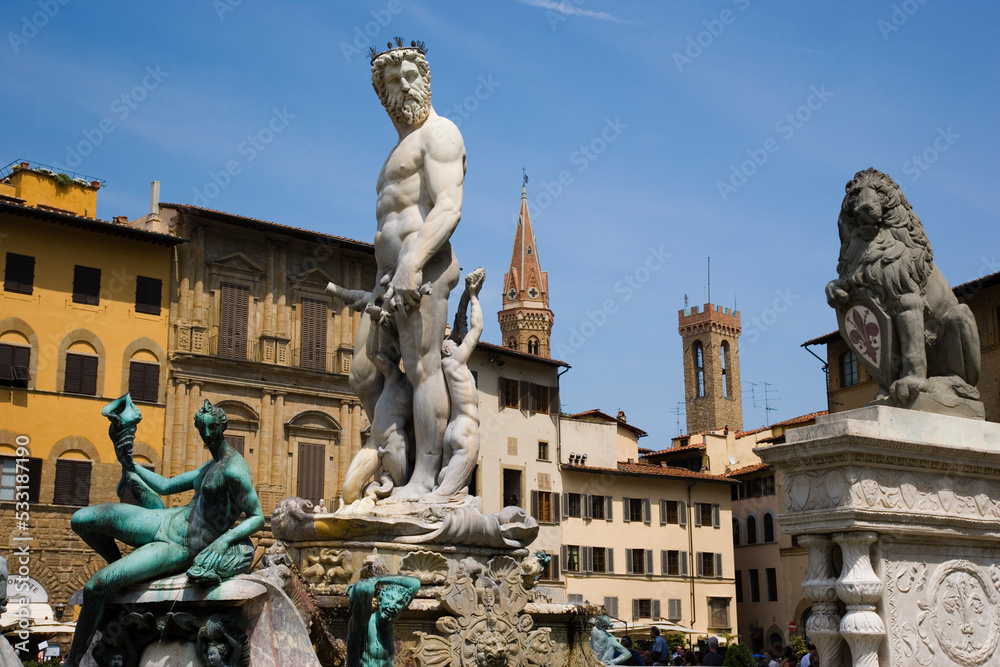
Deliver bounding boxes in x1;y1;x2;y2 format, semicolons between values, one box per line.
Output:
499;179;554;357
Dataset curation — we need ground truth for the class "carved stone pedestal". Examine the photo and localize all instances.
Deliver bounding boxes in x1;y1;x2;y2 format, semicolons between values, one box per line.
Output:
757;406;1000;667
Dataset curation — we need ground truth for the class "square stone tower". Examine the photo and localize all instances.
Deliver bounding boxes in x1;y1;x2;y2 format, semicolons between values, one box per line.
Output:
678;303;742;433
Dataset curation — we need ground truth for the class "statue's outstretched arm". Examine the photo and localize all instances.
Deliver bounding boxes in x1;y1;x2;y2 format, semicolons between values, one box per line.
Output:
326;282;371;312
133;464;200;496
455;270;484;363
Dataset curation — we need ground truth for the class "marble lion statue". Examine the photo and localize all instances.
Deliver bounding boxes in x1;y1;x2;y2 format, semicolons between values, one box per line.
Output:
825;167;980;407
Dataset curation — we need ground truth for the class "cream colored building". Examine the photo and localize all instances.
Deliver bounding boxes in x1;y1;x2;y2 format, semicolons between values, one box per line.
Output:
556;411;738;636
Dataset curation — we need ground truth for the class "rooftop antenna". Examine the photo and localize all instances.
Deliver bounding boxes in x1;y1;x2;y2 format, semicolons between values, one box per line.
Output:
670;401;685;436
684;294;689;308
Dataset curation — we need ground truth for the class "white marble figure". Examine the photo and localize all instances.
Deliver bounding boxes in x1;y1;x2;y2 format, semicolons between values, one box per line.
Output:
330;41;470;505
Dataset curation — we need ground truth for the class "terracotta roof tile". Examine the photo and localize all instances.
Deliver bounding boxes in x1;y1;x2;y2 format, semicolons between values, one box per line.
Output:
162;203;371;248
0;199;184;246
475;340;569;368
726;462;773;477
561;462;733;483
565;409;648;437
735;410;827;439
640;442;706;457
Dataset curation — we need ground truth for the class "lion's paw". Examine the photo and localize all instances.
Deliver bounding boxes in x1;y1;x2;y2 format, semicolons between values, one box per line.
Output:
890;376;927;405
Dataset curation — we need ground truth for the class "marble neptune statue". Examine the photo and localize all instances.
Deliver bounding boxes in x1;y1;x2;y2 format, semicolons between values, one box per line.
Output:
327;38;476;506
64;396;263;666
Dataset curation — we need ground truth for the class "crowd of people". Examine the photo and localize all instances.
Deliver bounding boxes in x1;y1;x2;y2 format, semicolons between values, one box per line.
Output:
614;628;819;667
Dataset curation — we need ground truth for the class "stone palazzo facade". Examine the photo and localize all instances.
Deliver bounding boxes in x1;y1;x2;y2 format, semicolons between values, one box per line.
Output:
142;204;377;513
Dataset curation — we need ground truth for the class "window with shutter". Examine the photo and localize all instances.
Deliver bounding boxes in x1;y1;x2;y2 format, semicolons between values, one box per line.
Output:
499;377;519;409
72;265;101;305
296;443;326;503
622;497;631;523
694;502;703;527
678;501;687;526
632;598;640;620
660;499;668;525
625;548;633;574
1;456;42;502
668;598;682;621
696;552;705;577
607;548;614;573
680;551;688;576
226;434;245;455
713;503;721;528
603;597;618;619
645;549;653;575
4;253;35;294
519;380;532;411
605;495;613;521
129;361;160;403
53;459;92;505
582;493;592;519
0;343;31;388
219;282;249;359
135;276;162;314
533;385;549;414
64;353;98;395
549;384;559;414
715;553;723;579
552;492;560;522
642;498;651;523
651;599;661;620
300;298;328;370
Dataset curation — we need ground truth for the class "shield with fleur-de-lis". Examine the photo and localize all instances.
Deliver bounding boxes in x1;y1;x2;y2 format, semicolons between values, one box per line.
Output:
837;292;894;388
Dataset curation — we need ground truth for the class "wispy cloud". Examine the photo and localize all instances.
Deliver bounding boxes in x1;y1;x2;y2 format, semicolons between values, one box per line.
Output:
518;0;633;23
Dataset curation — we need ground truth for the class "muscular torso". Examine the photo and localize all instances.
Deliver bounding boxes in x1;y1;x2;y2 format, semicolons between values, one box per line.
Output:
375;128;430;271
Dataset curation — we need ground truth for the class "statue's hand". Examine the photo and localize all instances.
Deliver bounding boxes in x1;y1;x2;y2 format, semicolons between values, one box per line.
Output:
110;424;136;471
826;279;850;308
387;263;426;312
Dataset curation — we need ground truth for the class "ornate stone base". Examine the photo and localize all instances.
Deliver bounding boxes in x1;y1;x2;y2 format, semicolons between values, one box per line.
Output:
75;566;320;667
758;406;1000;667
272;530;601;666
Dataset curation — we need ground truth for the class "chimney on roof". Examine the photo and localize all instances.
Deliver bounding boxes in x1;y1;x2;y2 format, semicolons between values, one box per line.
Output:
150;180;160;220
659;461;667;468
617;410;626;422
113;215;128;225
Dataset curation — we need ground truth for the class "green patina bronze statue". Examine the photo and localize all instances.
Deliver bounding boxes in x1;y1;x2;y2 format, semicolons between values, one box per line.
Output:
65;396;264;667
346;574;420;667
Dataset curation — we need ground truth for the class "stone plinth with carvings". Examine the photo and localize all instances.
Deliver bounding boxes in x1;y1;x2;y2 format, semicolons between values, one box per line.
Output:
757;406;1000;667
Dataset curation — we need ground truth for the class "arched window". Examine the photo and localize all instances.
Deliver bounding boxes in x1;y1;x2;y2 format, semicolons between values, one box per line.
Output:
732;517;741;546
721;341;730;398
840;350;859;387
53;451;92;506
506;338;518;350
527;337;539;355
763;513;775;543
746;514;758;544
693;341;705;397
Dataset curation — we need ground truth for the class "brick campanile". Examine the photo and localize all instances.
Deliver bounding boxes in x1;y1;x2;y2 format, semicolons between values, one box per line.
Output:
679;303;743;433
498;185;553;357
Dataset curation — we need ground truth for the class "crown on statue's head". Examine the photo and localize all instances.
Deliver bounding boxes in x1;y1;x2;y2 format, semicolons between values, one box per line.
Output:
369;37;428;65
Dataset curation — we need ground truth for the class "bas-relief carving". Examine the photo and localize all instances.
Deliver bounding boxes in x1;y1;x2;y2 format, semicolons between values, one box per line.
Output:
885;547;1000;667
413;555;553;667
300;548;353;593
782;467;1000;521
825;168;983;419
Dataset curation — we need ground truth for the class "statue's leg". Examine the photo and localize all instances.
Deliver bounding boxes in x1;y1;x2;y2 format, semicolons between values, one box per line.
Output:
66;541;190;665
393;249;459;500
70;503;163;564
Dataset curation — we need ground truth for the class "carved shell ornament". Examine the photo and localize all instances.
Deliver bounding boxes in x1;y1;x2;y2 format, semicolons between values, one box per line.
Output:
400;550;449;585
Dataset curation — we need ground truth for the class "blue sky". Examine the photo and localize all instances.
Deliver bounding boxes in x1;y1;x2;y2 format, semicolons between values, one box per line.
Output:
4;1;998;443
